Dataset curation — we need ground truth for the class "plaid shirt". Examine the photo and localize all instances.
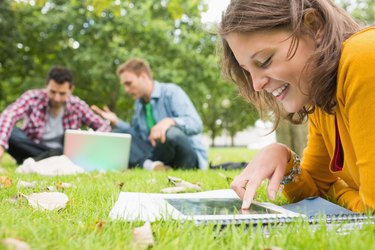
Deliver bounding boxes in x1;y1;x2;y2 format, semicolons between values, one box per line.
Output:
0;89;111;149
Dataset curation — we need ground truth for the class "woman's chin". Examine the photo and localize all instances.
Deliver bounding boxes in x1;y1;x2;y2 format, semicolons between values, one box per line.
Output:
282;103;303;113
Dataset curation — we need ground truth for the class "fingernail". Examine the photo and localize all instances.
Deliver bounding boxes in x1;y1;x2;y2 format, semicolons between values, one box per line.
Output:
242;201;250;209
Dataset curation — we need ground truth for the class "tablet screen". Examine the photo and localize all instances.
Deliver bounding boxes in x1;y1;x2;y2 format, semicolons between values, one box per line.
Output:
166;198;280;215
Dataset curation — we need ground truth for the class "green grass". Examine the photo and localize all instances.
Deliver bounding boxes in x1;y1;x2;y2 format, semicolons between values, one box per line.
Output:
1;148;374;250
209;147;257;165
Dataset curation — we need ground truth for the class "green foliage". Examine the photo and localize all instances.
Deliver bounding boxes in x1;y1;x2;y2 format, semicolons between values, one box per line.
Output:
337;0;375;24
209;147;257;164
0;0;258;139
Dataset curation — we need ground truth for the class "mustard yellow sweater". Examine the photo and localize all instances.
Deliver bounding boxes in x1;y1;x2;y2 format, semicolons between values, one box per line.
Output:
283;27;375;212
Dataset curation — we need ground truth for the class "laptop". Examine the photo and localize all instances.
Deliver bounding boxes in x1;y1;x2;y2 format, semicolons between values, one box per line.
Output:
64;129;131;171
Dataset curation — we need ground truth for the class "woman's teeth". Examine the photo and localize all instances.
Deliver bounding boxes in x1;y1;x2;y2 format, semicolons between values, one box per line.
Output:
272;83;288;97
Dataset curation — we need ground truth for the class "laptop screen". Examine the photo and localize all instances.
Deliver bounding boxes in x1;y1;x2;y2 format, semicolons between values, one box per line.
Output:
64;130;131;171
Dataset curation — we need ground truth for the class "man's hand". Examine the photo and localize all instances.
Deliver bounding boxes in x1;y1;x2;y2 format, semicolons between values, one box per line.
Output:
91;105;119;126
149;118;176;147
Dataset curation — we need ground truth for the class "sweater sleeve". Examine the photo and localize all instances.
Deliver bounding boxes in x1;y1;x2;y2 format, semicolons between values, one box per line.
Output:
331;28;375;212
283;115;337;202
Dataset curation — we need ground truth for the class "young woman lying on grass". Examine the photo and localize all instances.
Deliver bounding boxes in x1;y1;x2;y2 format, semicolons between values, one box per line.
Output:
219;0;375;212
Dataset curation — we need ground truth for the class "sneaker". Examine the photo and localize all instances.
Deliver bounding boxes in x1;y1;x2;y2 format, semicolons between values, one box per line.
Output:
143;160;170;171
153;162;171;171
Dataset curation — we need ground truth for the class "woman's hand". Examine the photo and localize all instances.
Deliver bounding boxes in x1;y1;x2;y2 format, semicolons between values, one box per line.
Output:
231;143;291;209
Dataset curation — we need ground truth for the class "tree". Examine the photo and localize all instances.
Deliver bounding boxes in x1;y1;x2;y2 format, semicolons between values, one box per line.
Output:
337;0;375;23
0;0;259;142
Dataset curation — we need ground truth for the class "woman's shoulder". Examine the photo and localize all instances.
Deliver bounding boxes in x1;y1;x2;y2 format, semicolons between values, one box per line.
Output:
342;26;375;52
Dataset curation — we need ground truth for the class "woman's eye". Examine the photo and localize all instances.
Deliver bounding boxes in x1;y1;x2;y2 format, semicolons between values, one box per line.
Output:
259;56;272;68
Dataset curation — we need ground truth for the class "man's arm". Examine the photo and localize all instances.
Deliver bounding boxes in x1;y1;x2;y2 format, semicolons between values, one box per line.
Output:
0;145;4;160
0;90;34;150
166;85;202;135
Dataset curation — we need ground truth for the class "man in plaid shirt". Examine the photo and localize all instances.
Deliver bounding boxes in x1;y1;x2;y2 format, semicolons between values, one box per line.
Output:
0;66;111;164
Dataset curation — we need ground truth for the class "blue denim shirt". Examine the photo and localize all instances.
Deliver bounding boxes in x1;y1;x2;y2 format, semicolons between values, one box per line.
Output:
116;81;208;169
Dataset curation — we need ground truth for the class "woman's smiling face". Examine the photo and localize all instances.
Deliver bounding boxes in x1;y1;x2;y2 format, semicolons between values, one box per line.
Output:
225;30;316;113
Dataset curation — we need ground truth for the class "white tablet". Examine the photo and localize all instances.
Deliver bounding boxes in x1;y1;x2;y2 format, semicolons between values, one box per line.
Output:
109;189;303;223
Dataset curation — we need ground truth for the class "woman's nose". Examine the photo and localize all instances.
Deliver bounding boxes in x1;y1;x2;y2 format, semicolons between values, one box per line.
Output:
252;73;269;92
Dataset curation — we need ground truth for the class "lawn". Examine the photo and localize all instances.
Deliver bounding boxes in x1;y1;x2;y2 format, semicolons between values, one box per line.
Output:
1;148;374;250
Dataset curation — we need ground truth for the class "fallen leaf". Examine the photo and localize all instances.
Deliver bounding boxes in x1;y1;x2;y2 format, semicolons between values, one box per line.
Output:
168;176;201;190
1;238;31;250
24;192;69;210
264;247;283;250
133;222;154;249
0;176;13;188
95;220;106;233
55;182;73;190
17;180;37;189
118;182;124;190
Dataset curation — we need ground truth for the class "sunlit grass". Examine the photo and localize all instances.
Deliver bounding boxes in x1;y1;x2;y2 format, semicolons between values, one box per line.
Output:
208;147;257;165
1;148;374;250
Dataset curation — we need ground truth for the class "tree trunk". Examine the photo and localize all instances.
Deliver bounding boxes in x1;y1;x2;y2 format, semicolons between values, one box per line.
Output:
210;129;216;147
230;134;235;147
276;120;308;157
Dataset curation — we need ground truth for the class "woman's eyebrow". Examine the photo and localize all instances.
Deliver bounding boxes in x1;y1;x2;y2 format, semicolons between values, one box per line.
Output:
251;49;267;59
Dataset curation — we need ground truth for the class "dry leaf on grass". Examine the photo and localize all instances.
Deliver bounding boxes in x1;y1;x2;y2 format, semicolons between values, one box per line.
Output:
55;182;73;189
160;176;201;193
0;176;13;188
1;238;31;250
118;182;124;190
264;247;283;250
17;180;37;189
95;220;106;233
133;222;154;249
23;192;69;210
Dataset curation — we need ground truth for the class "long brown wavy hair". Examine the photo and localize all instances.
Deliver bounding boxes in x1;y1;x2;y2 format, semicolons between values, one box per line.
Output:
219;0;359;127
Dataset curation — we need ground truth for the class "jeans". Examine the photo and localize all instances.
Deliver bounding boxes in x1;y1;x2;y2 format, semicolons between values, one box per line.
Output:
7;127;63;164
115;126;198;169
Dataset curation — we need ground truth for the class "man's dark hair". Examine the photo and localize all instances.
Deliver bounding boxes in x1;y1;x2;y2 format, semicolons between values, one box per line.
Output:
46;66;74;87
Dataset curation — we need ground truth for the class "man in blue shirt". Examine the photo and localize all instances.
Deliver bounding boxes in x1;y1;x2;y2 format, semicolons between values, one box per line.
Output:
92;58;208;170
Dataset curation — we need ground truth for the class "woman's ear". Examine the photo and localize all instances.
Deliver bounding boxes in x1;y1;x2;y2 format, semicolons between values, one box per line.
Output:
303;9;324;45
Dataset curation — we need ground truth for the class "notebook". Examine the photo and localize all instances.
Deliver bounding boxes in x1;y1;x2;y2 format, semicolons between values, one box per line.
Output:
109;189;374;229
63;129;131;171
109;189;302;222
